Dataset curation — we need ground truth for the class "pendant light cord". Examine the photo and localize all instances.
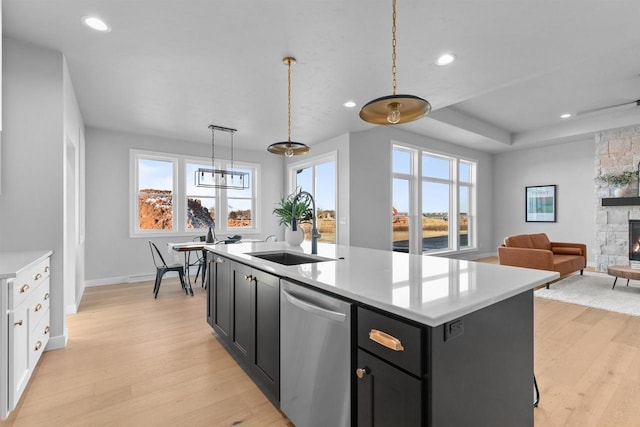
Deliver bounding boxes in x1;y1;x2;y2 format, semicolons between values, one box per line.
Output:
391;0;397;96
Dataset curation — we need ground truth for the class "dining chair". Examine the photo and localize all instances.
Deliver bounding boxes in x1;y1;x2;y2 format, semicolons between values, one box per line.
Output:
192;235;208;288
148;241;188;298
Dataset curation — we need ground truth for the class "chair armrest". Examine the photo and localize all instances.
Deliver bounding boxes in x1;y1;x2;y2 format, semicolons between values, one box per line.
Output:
498;246;554;270
550;242;587;257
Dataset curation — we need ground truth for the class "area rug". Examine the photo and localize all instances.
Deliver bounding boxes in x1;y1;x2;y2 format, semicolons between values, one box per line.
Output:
534;272;640;316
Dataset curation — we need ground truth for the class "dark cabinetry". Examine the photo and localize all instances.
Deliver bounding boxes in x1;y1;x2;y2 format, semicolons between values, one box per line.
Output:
207;254;280;404
356;291;535;427
356;307;423;427
207;253;231;339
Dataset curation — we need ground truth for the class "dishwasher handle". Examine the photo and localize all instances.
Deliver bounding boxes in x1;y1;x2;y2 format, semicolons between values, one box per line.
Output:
282;289;347;322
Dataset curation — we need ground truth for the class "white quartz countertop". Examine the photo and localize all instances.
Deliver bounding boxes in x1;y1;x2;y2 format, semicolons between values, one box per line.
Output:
0;251;53;280
205;242;559;327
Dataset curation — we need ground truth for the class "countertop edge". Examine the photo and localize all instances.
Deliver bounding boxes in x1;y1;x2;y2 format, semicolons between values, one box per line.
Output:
205;244;559;327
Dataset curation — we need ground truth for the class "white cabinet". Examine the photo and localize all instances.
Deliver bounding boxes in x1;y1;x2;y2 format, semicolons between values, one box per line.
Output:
0;251;52;421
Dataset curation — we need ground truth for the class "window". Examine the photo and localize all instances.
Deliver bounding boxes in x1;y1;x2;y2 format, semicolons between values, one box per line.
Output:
135;154;177;231
392;145;476;254
288;153;337;243
131;149;259;237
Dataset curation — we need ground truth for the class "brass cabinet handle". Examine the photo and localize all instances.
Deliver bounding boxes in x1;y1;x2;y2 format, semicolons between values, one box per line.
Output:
34;303;43;312
356;367;369;379
34;273;42;280
44;266;49;273
44;293;50;300
44;326;50;334
369;329;405;351
35;341;42;351
215;257;225;263
20;284;30;293
14;320;24;327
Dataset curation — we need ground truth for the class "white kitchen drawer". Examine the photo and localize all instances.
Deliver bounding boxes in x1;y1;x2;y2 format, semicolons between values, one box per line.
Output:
29;309;50;371
10;257;50;309
28;277;50;333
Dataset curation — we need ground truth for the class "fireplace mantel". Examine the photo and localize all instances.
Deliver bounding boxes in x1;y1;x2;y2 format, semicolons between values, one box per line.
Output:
602;197;640;206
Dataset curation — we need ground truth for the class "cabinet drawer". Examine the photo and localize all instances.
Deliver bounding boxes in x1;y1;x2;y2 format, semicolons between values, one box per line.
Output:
29;309;50;371
28;278;51;331
357;306;422;376
10;257;50;308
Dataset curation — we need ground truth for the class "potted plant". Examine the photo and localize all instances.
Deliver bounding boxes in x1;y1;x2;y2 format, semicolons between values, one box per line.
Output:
597;170;638;197
273;189;313;245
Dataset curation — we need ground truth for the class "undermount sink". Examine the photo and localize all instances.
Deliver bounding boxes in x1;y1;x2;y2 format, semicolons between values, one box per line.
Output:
247;251;334;266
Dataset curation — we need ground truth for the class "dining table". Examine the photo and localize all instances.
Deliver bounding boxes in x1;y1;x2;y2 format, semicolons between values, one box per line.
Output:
167;242;209;294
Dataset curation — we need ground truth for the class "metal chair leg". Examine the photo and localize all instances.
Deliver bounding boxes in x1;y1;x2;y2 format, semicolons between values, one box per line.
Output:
534;375;540;408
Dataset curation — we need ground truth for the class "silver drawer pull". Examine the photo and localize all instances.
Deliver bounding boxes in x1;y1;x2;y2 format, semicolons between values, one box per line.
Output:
369;329;405;351
44;266;49;273
34;273;42;281
34;341;42;351
14;320;24;327
44;326;50;334
44;293;50;300
34;303;43;312
20;284;30;293
244;274;253;282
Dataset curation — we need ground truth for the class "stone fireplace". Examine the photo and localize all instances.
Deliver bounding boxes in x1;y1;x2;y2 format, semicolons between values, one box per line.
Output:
595;125;640;271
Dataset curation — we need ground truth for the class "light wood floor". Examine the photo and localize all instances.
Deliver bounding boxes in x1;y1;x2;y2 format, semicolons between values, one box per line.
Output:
4;273;640;426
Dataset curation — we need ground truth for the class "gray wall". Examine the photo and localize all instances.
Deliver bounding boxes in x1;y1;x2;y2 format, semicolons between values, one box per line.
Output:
349;126;495;258
1;37;67;347
84;127;284;284
493;138;596;265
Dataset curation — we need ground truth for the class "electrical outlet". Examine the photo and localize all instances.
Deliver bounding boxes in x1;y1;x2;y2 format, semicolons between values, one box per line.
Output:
444;319;464;341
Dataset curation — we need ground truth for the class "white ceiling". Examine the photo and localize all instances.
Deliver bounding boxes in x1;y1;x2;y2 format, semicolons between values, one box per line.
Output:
4;0;640;153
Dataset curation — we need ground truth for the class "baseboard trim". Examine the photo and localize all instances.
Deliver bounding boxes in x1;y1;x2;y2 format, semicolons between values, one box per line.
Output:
46;331;68;351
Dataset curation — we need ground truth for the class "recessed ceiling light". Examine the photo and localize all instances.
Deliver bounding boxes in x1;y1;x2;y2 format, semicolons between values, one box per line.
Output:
436;53;456;66
343;101;357;108
560;113;572;119
82;16;111;32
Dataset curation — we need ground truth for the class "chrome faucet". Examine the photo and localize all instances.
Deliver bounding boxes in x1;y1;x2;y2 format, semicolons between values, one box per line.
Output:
291;191;321;254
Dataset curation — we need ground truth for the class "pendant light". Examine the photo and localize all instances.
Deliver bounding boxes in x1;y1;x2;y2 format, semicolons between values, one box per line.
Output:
359;0;431;125
195;125;249;190
267;57;310;157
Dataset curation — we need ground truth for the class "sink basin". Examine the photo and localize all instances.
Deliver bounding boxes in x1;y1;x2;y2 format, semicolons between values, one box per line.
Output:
247;251;334;266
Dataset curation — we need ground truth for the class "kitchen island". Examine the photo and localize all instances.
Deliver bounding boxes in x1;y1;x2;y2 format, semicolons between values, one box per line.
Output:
205;241;558;427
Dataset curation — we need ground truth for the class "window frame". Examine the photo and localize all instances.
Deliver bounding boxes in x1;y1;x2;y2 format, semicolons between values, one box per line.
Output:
391;143;477;255
130;149;260;238
287;151;338;243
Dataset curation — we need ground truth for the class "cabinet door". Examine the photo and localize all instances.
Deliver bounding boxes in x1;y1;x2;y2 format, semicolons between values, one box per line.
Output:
251;269;280;401
209;255;231;340
356;349;422;427
8;305;29;410
230;263;252;363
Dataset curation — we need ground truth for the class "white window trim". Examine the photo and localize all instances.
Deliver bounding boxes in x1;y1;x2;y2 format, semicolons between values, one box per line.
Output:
391;143;477;255
130;149;261;238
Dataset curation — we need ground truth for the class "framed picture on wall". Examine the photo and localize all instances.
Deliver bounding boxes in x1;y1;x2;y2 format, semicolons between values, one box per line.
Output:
525;185;556;222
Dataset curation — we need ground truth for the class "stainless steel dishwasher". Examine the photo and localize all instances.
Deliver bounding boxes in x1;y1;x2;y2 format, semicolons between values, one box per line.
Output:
280;280;353;427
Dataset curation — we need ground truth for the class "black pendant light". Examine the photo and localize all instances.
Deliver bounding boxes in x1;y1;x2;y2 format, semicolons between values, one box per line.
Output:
360;0;431;125
267;57;310;157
